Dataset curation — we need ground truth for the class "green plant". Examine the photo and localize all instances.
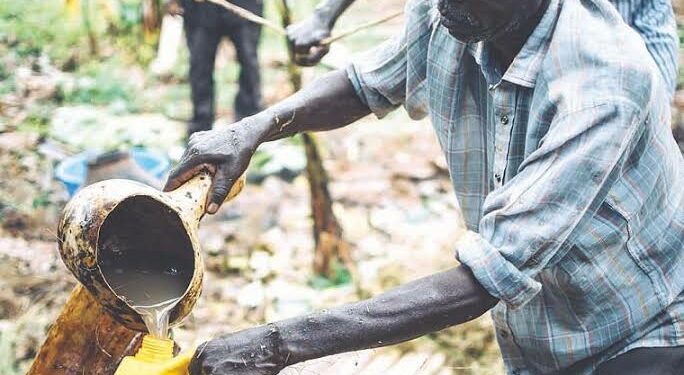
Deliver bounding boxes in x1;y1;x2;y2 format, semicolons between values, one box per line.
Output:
0;1;84;66
308;260;352;289
16;104;54;138
0;326;18;375
0;76;15;96
58;60;139;111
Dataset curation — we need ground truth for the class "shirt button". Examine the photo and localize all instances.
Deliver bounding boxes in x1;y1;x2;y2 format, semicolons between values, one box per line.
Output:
495;174;502;183
529;254;541;266
499;330;509;338
500;115;509;125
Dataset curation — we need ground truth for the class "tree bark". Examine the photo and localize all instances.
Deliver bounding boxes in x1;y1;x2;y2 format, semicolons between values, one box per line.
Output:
142;0;163;43
27;285;143;375
81;0;99;55
276;0;351;278
301;133;353;277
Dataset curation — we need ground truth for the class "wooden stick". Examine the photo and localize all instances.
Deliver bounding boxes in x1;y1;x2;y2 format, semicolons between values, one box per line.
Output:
320;10;403;45
206;0;287;35
206;0;403;45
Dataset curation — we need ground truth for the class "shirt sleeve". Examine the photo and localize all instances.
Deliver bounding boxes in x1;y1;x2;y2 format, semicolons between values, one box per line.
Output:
346;0;433;120
614;0;678;96
456;100;647;309
634;0;678;95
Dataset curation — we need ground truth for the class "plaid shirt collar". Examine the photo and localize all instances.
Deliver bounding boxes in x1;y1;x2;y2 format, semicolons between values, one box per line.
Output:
469;0;561;89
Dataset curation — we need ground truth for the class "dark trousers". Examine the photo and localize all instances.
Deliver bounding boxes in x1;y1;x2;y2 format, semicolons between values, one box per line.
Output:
184;1;263;136
595;346;684;374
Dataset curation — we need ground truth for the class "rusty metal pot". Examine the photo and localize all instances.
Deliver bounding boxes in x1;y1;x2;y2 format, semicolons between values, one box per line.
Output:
57;172;244;331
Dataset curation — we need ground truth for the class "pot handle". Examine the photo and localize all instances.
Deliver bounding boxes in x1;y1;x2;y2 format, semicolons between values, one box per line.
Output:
166;170;246;221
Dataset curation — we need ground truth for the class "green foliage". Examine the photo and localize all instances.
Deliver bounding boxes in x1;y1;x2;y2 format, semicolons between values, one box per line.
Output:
57;60;139;112
0;75;15;96
31;191;52;209
250;149;273;171
16;104;54;138
0;326;18;375
0;0;161;70
0;1;83;66
0;57;9;81
108;0;160;65
308;260;352;289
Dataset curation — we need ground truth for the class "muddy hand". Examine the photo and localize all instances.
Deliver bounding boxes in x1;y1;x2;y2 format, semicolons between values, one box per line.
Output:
164;0;184;15
189;324;287;375
163;121;260;214
287;14;331;66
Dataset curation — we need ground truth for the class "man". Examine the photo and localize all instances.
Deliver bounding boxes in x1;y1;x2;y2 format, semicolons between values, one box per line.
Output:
169;0;263;137
287;0;679;96
165;0;684;373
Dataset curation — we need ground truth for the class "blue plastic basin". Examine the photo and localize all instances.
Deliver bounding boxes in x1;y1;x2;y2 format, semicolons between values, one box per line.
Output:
55;148;170;196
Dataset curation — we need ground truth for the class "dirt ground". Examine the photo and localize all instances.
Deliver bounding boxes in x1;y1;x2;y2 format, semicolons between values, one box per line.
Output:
0;1;682;374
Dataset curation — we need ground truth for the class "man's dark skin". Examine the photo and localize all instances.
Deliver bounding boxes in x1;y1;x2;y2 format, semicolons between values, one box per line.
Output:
164;1;548;374
286;0;355;66
288;0;542;67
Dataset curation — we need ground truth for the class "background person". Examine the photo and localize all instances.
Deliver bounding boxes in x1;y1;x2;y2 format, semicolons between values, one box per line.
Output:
168;0;264;137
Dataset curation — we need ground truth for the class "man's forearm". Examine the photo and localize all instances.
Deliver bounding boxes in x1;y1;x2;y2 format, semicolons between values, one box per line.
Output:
277;265;498;364
251;69;371;142
314;0;356;28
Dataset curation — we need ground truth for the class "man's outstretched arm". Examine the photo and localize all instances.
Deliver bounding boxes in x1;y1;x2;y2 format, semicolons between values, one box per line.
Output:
287;0;357;66
163;69;371;213
190;265;498;375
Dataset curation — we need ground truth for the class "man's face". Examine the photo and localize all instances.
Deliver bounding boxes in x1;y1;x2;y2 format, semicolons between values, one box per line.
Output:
438;0;542;43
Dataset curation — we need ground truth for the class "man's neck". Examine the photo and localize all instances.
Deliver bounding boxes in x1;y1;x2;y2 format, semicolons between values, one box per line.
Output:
490;0;551;71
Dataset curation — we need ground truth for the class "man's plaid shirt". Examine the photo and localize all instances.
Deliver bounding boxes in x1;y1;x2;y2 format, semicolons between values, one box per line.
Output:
346;0;683;373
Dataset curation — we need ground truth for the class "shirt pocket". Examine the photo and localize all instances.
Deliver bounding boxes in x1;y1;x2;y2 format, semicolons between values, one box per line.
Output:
554;200;663;326
606;188;682;307
604;194;656;278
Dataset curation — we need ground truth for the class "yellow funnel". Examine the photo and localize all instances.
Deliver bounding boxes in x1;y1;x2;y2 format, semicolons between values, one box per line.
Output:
115;335;195;375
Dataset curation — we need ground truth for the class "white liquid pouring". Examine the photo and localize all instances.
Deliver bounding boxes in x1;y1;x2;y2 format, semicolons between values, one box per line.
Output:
100;251;192;339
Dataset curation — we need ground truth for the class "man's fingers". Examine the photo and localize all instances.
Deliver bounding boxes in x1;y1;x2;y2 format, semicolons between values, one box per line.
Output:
293;42;316;56
164;162;215;192
206;166;240;214
296;46;329;66
294;54;315;66
286;30;316;55
306;46;330;65
188;342;208;375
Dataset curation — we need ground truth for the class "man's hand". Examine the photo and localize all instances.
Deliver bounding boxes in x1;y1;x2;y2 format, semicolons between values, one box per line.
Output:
165;0;183;15
187;266;495;375
163;120;263;214
189;324;287;375
287;14;332;66
164;69;370;214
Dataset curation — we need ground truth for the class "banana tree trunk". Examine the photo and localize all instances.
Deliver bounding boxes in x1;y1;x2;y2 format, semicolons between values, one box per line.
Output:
276;0;351;278
142;0;163;42
301;133;353;276
28;286;143;375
